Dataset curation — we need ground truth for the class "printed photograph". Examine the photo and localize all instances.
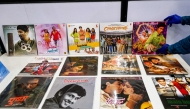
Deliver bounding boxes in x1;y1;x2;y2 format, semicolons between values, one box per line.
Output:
100;22;133;54
102;54;140;75
141;55;188;75
67;23;99;54
132;22;167;54
3;25;37;56
34;24;68;55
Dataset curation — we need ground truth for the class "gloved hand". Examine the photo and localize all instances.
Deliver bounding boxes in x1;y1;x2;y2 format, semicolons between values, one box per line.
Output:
164;14;181;27
156;44;170;54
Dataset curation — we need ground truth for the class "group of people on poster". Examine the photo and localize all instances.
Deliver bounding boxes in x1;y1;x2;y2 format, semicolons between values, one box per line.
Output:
100;35;130;54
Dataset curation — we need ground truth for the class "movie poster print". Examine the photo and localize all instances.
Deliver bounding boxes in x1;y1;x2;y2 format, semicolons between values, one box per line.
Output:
42;77;96;109
100;77;153;109
100;22;133;54
18;57;63;76
59;56;98;76
102;54;140;75
0;76;52;108
67;23;99;55
132;22;167;54
141;55;188;75
152;77;190;109
34;24;68;55
3;25;37;56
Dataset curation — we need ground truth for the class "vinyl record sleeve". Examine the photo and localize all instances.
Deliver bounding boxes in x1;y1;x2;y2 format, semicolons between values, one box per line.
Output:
34;24;68;55
152;77;190;109
3;25;37;56
42;77;96;109
67;23;99;55
132;22;167;54
100;22;133;54
100;77;152;109
59;56;98;76
102;54;140;75
140;54;188;75
18;57;63;76
0;76;52;108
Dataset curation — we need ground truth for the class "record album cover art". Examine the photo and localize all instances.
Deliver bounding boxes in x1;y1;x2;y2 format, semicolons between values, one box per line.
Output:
141;55;188;75
18;57;63;76
59;56;98;76
3;25;37;56
34;24;68;55
0;76;52;108
100;77;153;109
100;22;133;54
42;77;96;109
102;54;140;75
67;23;99;54
0;61;9;83
152;77;190;109
132;22;167;54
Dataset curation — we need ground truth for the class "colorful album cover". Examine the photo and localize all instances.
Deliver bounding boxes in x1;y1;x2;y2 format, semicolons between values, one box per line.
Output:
34;24;68;55
100;77;153;109
0;61;9;83
3;25;37;56
132;22;167;54
140;55;188;75
102;54;140;75
42;77;96;109
0;76;52;108
100;22;133;54
67;23;99;54
152;77;190;109
0;37;6;55
18;57;63;76
59;56;98;76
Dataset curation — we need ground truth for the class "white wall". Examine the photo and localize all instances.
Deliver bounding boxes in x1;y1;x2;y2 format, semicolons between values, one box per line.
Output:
0;2;121;46
127;0;190;65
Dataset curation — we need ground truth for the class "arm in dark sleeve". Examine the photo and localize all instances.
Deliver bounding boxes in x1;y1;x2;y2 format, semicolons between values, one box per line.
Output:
181;16;190;25
168;35;190;54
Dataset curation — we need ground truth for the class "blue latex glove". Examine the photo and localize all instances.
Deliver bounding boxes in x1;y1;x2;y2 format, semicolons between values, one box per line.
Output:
164;14;181;27
156;44;170;54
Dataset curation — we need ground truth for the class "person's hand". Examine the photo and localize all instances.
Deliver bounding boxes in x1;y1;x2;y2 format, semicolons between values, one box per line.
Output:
156;44;169;54
164;14;181;27
160;41;166;45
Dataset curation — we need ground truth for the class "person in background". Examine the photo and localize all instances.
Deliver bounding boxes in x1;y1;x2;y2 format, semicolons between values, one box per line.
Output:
159;14;190;54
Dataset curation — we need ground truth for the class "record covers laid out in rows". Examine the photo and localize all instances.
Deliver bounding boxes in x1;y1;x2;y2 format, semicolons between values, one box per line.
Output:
2;21;168;56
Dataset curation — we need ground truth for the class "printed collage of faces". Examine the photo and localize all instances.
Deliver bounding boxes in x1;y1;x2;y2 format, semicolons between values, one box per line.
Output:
1;22;168;56
0;22;189;109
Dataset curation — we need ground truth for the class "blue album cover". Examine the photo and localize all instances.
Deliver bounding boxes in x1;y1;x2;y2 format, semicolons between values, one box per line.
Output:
0;61;9;82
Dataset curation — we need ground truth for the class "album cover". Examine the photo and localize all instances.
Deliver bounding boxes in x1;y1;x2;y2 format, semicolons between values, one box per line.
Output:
140;55;188;75
132;22;167;54
152;77;190;109
0;37;6;55
18;57;63;76
102;54;140;75
34;24;68;55
67;23;99;54
0;76;52;108
42;77;96;109
3;25;37;56
59;56;98;76
100;22;133;54
0;61;9;83
100;77;153;109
